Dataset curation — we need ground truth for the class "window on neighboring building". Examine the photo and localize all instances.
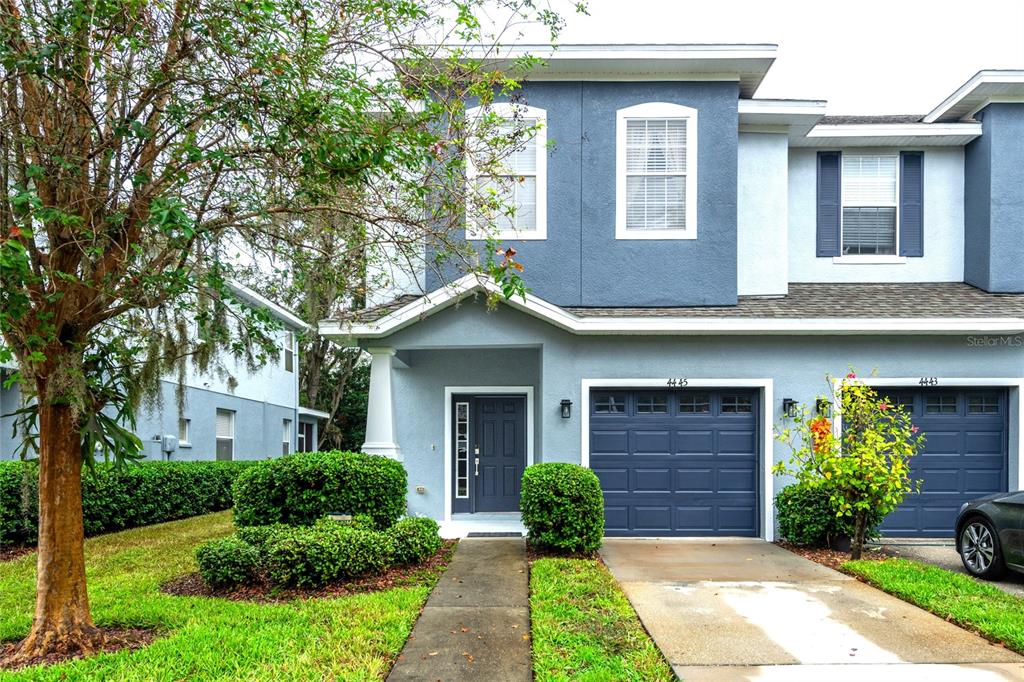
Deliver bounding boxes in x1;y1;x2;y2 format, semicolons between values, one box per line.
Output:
282;331;294;373
215;409;234;461
282;419;291;456
178;418;191;445
841;154;899;256
466;103;547;240
616;102;697;240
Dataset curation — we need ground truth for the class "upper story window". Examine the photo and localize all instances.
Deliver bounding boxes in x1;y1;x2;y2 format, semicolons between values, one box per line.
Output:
466;103;547;241
281;330;294;372
842;154;898;256
616;102;697;240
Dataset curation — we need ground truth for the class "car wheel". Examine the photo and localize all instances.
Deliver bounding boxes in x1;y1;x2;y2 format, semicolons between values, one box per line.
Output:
959;517;1006;580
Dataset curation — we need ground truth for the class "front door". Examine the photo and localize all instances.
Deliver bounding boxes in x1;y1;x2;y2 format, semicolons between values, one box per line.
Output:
452;395;527;513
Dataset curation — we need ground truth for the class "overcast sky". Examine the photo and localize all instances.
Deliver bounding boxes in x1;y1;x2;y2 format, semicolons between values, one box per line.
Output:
499;0;1024;114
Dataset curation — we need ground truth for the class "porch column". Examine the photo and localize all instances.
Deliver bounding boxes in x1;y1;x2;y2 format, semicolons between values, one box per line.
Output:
362;347;402;461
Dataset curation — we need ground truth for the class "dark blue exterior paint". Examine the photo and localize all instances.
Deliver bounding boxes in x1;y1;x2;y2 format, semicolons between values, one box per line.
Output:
880;388;1008;537
899;151;924;257
590;389;759;537
964;103;1024;292
816;151;841;257
426;80;740;307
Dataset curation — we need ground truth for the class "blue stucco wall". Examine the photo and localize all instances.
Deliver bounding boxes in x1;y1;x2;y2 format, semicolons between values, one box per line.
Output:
426;80;740;307
964;103;1024;293
0;379;22;459
377;298;1024;523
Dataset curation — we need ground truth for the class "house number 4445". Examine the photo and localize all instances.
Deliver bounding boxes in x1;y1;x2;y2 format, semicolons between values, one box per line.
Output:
667;378;689;387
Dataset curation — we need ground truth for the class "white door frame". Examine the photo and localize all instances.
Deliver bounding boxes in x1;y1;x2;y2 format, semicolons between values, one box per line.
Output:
443;386;535;521
580;378;775;541
831;377;1024;492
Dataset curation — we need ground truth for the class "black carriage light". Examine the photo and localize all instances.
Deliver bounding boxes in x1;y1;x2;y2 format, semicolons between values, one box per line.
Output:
782;398;799;418
816;398;833;417
560;399;573;419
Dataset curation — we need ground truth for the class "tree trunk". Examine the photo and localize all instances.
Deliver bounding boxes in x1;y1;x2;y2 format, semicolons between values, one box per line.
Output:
13;395;105;661
850;508;868;560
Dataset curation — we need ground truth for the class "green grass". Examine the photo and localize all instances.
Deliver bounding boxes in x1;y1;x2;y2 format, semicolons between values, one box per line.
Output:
530;558;675;682
0;512;435;681
845;557;1024;654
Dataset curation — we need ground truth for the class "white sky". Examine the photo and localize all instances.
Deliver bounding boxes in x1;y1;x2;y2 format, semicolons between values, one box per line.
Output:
502;0;1024;114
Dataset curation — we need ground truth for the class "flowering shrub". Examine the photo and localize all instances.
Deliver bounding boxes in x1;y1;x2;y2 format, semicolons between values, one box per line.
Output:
775;370;925;559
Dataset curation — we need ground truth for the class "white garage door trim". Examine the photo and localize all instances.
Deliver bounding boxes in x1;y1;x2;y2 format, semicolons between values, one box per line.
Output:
830;377;1023;493
581;378;775;540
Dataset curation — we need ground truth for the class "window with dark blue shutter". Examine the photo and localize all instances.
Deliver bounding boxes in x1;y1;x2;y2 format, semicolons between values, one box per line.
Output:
899;151;924;257
816;151;841;257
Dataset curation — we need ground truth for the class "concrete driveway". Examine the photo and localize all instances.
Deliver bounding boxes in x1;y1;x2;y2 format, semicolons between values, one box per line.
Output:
601;538;1024;681
879;539;1024;598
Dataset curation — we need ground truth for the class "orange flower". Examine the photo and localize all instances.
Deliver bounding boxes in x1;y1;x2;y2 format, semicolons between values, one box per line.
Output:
809;416;832;454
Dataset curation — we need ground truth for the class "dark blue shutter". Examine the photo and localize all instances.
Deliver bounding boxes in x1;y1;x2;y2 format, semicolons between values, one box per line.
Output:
816;151;841;257
899;151;924;257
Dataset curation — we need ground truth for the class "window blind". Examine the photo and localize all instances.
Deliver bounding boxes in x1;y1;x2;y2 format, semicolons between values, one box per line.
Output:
215;410;234;439
625;118;687;230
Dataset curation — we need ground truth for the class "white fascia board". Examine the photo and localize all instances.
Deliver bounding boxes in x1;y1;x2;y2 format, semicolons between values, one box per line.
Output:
317;275;1024;339
227;282;311;332
924;70;1024;123
738;99;828;117
804;122;982;139
298;406;331;420
440;43;779;60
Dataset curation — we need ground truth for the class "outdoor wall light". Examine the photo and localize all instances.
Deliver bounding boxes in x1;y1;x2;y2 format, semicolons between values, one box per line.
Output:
816;398;833;417
782;398;798;418
560;399;573;419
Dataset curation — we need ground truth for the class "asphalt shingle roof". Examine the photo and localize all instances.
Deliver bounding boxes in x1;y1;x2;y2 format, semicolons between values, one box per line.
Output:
818;115;925;125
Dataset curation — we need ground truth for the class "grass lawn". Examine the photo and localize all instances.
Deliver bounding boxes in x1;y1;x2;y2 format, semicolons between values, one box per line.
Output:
845;557;1024;654
0;511;435;681
530;558;674;682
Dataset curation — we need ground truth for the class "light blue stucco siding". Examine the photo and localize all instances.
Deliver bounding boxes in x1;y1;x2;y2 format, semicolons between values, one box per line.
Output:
377;299;1024;527
965;103;1024;293
425;80;740;307
0;380;22;459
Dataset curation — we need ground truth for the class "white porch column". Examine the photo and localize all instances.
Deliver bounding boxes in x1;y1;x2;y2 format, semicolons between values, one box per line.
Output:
362;347;402;460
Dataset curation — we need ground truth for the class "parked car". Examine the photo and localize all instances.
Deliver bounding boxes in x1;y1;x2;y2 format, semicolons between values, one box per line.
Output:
955;492;1024;580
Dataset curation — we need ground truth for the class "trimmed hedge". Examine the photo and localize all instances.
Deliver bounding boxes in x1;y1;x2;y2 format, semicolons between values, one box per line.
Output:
0;460;254;546
232;451;407;530
264;521;395;588
388;517;442;565
520;463;604;554
775;483;885;547
196;536;261;588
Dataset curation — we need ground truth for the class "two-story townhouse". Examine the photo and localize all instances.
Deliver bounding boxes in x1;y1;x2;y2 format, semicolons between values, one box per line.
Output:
0;283;329;461
320;45;1024;539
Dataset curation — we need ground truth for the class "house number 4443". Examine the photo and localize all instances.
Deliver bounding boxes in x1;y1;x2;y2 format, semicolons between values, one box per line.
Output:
667;378;689;387
919;377;939;386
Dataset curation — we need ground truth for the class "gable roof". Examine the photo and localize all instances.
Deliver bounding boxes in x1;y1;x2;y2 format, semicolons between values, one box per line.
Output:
318;276;1024;342
924;70;1024;123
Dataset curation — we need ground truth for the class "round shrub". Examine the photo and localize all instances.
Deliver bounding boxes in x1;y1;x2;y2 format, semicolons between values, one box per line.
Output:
264;521;395;588
520;463;604;554
775;483;886;547
232;451;407;530
195;536;261;589
235;523;289;552
388;517;442;565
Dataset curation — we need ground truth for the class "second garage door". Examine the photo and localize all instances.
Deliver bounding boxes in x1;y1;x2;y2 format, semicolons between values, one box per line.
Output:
589;389;759;537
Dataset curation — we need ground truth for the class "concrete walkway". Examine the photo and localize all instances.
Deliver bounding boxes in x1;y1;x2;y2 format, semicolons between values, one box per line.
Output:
601;538;1024;682
387;538;531;681
879;538;1024;597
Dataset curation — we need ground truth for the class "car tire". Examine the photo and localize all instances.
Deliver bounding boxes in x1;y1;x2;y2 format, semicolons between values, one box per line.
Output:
959;516;1006;580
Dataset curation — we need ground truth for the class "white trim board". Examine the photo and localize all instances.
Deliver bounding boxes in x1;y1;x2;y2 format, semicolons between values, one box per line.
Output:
830;377;1024;492
579;378;775;541
442;386;535;522
318;275;1024;342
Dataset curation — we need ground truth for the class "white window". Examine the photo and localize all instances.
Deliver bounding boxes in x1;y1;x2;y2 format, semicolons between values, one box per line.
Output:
841;154;899;256
455;402;470;498
616;102;698;240
282;419;291;456
466;103;547;241
215;409;234;461
282;331;294;373
177;418;191;445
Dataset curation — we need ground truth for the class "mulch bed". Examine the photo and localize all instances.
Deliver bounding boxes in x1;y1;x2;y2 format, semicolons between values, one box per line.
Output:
0;627;157;672
775;540;890;571
161;539;459;603
0;545;33;563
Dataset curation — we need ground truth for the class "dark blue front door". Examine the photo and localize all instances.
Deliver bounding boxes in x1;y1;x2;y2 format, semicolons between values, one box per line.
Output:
879;388;1008;537
451;395;526;513
590;389;759;536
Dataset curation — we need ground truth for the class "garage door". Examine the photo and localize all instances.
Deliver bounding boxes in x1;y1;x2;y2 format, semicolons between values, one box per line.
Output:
879;388;1008;537
589;389;759;537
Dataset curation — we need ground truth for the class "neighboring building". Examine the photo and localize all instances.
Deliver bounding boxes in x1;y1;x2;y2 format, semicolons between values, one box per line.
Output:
0;283;327;461
321;45;1024;539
